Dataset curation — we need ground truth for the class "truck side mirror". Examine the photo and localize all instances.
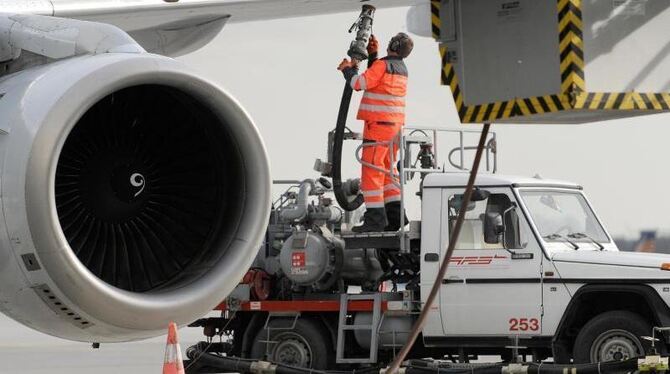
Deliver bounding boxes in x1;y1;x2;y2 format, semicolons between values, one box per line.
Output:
503;207;522;250
471;189;490;202
484;212;504;244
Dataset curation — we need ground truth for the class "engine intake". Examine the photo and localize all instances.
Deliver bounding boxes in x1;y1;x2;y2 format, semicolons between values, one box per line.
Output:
0;53;270;342
56;85;241;293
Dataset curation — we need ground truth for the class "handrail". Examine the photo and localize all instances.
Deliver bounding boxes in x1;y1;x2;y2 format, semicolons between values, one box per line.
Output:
350;125;498;253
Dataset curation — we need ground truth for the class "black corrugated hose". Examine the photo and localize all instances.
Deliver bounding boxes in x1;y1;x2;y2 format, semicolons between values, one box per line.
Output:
185;344;640;374
332;81;364;211
331;4;375;212
524;359;639;374
406;358;639;374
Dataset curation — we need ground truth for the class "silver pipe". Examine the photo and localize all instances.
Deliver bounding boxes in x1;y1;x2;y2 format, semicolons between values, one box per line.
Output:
279;180;314;221
273;180;303;185
459;131;465;170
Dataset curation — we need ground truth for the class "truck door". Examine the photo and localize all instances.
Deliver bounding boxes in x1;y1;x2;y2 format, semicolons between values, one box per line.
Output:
438;187;543;337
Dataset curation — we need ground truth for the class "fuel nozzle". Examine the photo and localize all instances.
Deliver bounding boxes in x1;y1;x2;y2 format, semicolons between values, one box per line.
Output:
347;5;376;62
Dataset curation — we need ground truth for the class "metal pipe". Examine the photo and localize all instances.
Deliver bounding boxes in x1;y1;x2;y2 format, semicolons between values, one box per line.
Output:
385;123;492;374
273;180;303;185
433;129;439;168
356;141;398;176
459;131;464;169
397;132;407;253
279;180;313;221
492;134;498;173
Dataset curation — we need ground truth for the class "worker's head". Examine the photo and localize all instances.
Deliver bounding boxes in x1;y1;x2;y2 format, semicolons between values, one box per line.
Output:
388;32;414;59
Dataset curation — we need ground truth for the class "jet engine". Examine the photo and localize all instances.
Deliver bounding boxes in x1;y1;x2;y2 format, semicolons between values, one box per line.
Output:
0;52;271;342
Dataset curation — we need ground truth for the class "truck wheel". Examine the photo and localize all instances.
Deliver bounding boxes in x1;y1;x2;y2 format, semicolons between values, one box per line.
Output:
573;311;652;363
250;318;332;369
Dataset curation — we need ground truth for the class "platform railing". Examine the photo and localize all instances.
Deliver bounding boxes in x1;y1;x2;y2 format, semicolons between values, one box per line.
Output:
355;125;497;253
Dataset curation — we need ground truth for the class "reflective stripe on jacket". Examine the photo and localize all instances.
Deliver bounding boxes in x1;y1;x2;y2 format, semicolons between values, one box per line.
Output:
350;56;408;123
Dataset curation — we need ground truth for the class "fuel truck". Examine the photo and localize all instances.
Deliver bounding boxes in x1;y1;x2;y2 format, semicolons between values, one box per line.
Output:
187;126;670;371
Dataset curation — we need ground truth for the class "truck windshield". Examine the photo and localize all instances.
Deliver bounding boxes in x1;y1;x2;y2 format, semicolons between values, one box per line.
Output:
520;191;609;244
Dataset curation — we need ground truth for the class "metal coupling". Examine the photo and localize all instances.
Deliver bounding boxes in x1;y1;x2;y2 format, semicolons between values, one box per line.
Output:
639;355;669;372
250;361;278;374
380;367;406;374
502;363;529;374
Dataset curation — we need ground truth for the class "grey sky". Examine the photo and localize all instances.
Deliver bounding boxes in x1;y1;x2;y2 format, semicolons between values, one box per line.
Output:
179;6;669;239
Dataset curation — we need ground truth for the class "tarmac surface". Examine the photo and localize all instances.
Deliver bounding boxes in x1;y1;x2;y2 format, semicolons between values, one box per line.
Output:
0;313;508;373
0;314;207;373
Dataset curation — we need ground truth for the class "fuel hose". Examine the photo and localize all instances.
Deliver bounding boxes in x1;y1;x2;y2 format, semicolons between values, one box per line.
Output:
184;344;640;374
332;81;364;211
332;5;375;211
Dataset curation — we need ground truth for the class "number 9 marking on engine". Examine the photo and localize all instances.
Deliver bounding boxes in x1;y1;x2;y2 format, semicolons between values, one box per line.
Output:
130;173;145;197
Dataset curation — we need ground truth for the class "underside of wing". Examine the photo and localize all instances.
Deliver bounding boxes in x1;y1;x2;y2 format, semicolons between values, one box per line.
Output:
49;0;421;29
33;0;421;56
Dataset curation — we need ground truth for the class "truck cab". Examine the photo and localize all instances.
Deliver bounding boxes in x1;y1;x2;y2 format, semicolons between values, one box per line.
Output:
420;173;670;363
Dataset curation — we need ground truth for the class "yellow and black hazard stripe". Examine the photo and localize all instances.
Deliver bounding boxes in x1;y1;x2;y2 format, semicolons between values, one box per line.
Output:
461;101;512;123
460;96;570;123
433;0;577;122
451;90;670;122
514;95;569;117
441;45;570;122
440;45;509;122
557;0;585;95
574;92;670;111
439;46;466;119
431;0;441;40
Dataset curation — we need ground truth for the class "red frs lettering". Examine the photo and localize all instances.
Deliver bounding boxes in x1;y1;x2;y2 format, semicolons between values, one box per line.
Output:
448;255;507;266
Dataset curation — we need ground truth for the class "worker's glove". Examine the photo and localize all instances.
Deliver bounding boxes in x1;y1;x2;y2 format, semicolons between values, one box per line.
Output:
367;35;379;56
337;58;359;71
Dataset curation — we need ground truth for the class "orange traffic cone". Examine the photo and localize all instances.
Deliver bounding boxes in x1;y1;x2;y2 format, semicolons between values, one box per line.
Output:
163;322;185;374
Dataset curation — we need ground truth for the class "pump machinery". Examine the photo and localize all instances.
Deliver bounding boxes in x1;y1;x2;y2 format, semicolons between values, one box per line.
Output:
262;177;416;294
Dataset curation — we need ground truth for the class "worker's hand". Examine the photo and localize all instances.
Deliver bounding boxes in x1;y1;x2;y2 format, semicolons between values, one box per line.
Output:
337;58;358;71
367;35;379;55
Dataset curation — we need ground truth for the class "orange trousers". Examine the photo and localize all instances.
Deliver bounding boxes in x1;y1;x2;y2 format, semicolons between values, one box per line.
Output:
361;121;402;208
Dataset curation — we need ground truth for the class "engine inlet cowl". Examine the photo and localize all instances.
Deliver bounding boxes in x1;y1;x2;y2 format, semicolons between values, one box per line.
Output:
0;53;271;342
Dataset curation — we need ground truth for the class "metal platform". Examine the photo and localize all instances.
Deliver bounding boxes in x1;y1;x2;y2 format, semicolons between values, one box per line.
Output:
341;221;421;250
341;231;403;249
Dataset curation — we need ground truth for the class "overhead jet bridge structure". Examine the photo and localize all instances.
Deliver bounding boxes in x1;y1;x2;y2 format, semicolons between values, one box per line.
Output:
432;0;670;123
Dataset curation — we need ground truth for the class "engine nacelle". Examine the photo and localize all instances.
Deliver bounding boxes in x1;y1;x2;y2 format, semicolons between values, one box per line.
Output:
0;53;271;342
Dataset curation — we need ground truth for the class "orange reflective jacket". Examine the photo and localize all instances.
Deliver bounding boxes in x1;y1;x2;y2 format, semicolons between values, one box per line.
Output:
350;57;408;123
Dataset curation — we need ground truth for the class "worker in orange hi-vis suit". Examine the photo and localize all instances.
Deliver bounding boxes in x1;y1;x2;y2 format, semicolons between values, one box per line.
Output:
338;33;414;233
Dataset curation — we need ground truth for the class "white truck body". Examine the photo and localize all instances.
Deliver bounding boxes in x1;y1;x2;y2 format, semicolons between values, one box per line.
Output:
420;173;670;344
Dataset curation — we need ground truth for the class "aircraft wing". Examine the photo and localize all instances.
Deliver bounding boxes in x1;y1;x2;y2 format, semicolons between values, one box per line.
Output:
50;0;421;27
0;0;421;55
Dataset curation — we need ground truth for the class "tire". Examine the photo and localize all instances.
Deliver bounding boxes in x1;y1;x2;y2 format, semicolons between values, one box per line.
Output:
573;311;653;363
250;318;333;369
